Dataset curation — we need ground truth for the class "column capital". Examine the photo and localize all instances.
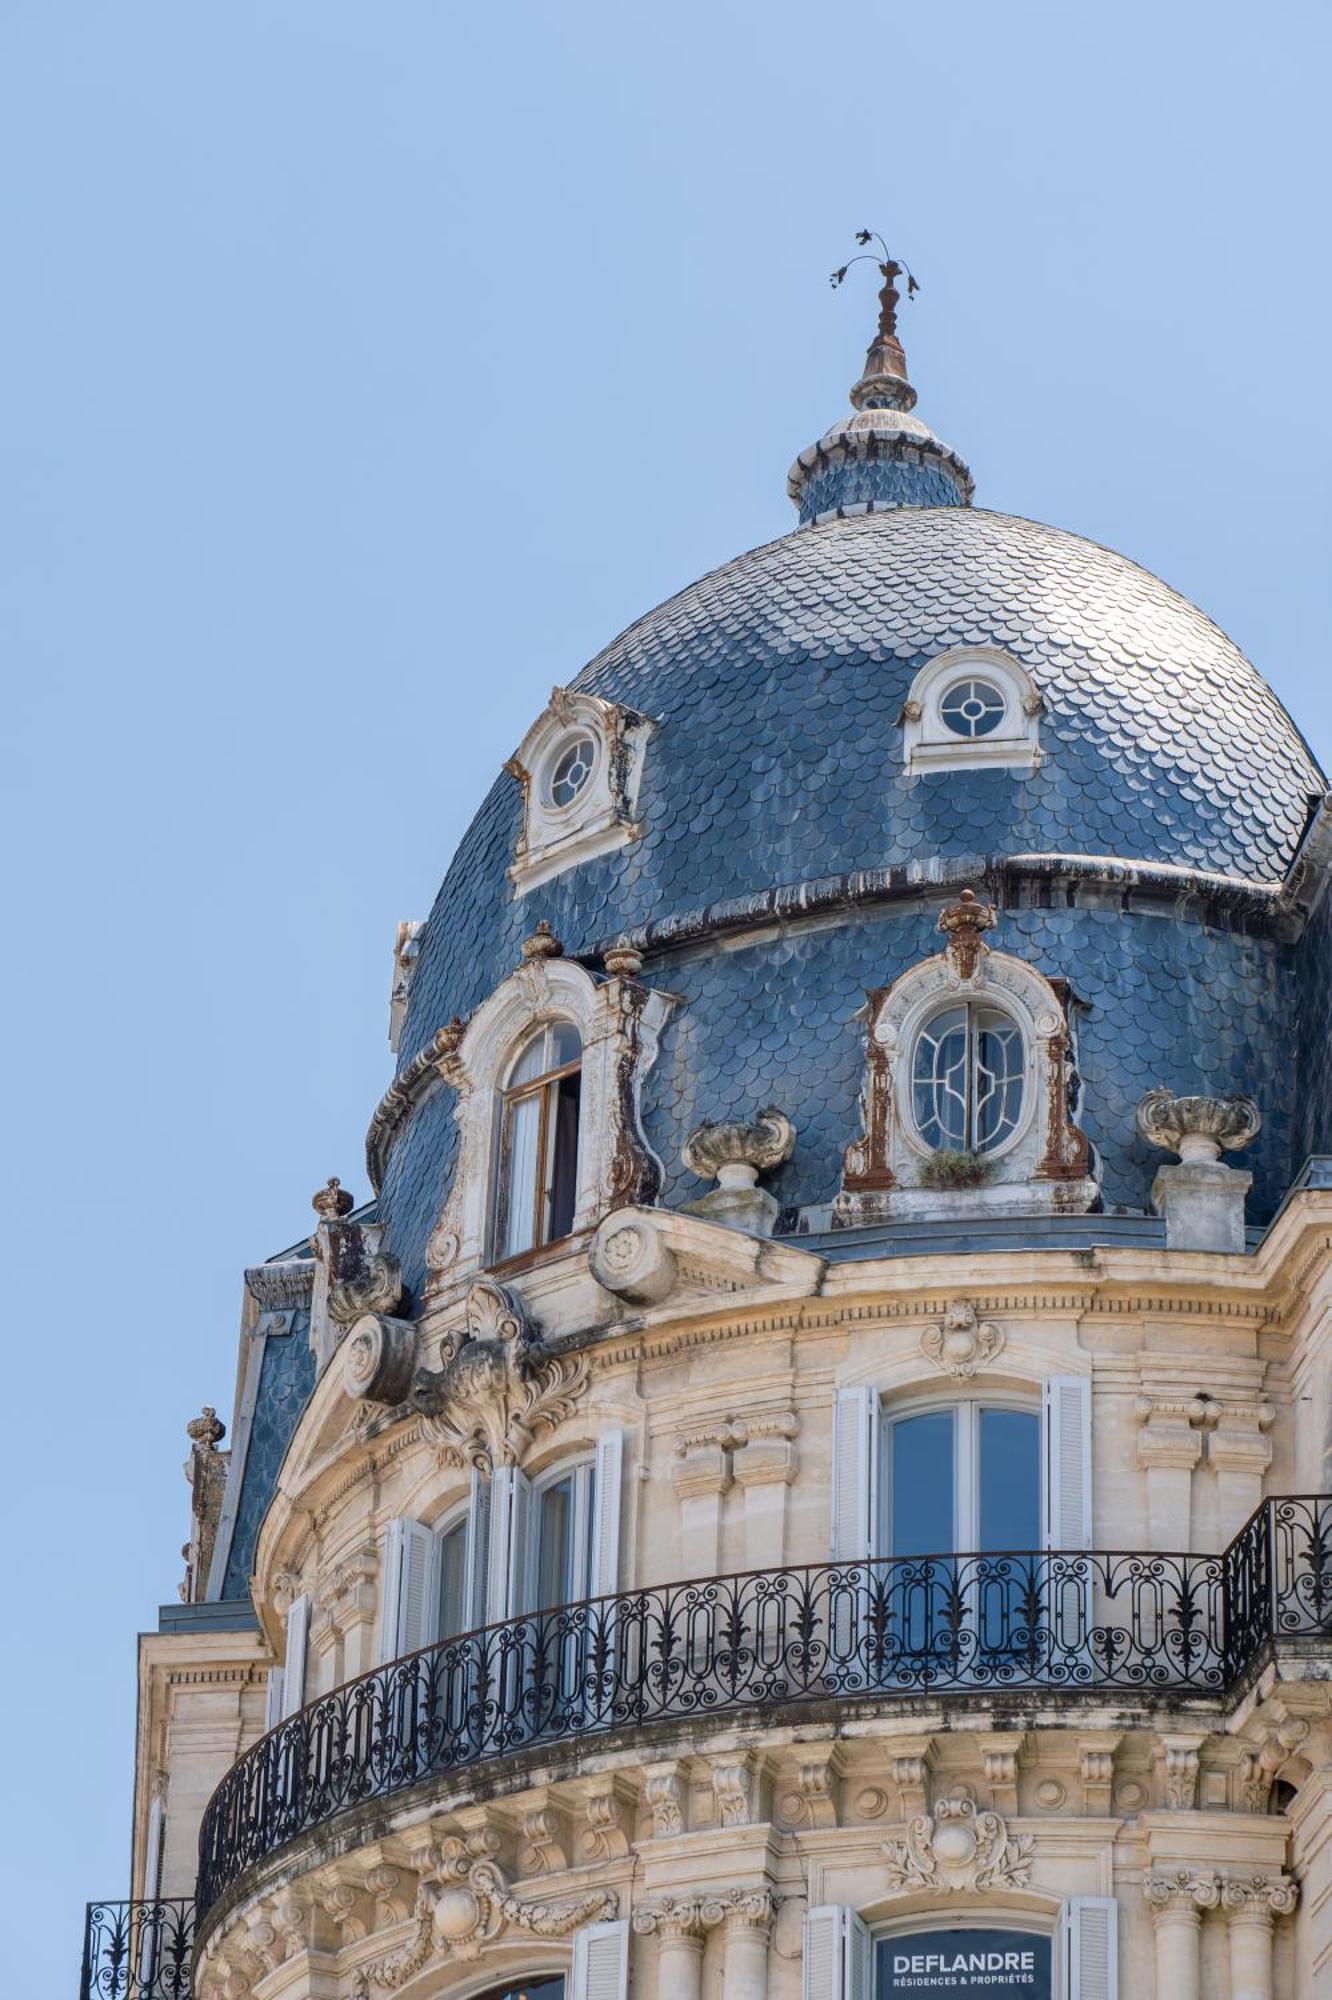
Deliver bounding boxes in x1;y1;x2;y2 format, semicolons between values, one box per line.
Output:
1144;1869;1221;1918
1220;1873;1299;1921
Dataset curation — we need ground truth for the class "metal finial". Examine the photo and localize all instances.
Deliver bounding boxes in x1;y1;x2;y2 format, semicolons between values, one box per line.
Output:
829;232;921;415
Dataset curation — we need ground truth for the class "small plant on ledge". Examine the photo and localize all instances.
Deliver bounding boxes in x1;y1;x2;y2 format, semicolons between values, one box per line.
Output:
917;1148;993;1191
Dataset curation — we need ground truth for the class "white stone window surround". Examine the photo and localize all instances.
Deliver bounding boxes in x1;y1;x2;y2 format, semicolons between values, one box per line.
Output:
426;952;674;1291
506;686;654;895
900;645;1043;776
837;927;1097;1222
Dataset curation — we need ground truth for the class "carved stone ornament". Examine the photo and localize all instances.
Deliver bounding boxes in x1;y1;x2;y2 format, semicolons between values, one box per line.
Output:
350;1831;616;1997
312;1176;356;1222
340;1312;419;1407
1220;1874;1299;1919
520;919;564;962
937;888;998;980
883;1798;1033;1896
407;1277;590;1471
329;1252;403;1328
920;1300;1004;1380
682;1107;796;1238
1135;1088;1262;1163
683;1108;797;1183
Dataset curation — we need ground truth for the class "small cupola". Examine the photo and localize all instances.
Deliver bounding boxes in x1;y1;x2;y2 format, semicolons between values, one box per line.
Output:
787;234;974;525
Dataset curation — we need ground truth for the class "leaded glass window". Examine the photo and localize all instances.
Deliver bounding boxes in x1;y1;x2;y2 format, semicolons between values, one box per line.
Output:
546;735;597;808
911;1002;1025;1154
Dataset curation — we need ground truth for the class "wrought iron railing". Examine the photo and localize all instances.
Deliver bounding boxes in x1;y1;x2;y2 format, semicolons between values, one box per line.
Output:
189;1495;1332;1923
79;1900;195;2000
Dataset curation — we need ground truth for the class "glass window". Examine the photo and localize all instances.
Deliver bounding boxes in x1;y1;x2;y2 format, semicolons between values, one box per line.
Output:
885;1404;1040;1555
939;677;1006;738
547;734;597;808
911;1001;1024;1154
474;1979;565;2000
494;1023;582;1260
534;1463;594;1610
436;1518;469;1640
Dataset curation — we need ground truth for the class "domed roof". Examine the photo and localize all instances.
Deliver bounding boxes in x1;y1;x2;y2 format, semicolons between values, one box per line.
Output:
572;505;1320;888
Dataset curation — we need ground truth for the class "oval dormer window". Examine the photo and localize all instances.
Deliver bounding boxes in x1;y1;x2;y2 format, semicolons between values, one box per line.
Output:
546;735;598;810
911;1001;1025;1154
939;677;1007;739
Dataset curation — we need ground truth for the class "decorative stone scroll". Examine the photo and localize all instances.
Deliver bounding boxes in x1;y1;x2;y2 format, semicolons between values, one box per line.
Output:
350;1830;616;1997
836;894;1096;1224
883;1798;1033;1895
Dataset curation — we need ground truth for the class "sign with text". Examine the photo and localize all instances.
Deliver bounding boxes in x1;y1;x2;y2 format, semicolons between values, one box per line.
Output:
877;1927;1052;1997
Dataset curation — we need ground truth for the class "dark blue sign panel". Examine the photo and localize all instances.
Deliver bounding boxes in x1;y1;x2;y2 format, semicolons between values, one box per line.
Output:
877;1927;1052;1998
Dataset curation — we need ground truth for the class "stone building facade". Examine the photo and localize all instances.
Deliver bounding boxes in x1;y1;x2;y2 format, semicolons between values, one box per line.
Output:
80;261;1332;2000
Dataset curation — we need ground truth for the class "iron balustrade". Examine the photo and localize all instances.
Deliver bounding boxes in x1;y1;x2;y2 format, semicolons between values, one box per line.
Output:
190;1496;1332;1923
79;1900;195;2000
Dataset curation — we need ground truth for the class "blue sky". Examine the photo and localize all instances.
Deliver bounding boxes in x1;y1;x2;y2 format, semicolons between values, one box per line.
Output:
2;4;1328;1992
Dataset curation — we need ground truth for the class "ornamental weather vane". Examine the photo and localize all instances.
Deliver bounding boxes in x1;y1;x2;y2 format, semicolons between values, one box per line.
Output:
829;230;921;412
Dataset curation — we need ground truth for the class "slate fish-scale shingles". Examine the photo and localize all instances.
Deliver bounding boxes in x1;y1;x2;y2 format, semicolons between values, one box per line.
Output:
1295;891;1332;1167
387;508;1318;1275
221;1309;316;1601
649;908;1296;1226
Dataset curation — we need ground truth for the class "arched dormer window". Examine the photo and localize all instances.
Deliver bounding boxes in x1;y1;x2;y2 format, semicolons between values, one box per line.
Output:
837;890;1096;1223
900;647;1042;776
422;939;676;1297
495;1022;583;1261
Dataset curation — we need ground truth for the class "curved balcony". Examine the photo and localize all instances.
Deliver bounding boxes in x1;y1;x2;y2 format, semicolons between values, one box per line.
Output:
196;1495;1332;1928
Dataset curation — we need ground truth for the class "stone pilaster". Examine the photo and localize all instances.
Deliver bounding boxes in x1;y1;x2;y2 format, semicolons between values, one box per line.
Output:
1221;1875;1297;2000
1143;1870;1220;2000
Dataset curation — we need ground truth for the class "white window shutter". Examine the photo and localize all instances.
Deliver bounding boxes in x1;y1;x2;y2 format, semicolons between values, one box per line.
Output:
464;1468;492;1631
571;1916;629;2000
1064;1896;1117;2000
1043;1375;1093;1550
264;1665;284;1732
831;1386;879;1561
141;1795;164;1900
280;1593;310;1718
800;1904;852;2000
380;1518;406;1663
508;1465;535;1615
590;1430;624;1599
846;1910;872;2000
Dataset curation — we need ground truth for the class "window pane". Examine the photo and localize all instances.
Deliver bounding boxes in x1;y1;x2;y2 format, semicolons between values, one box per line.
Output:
978;1409;1041;1550
508;1029;549;1087
889;1411;955;1557
972;1007;1025;1152
437;1522;468;1640
500;1092;542;1258
912;1006;969;1151
536;1477;573;1610
550;1021;581;1067
547;1071;581;1241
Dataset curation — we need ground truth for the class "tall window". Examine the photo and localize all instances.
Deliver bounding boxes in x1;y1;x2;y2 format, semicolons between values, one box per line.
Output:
534;1461;596;1611
884;1404;1041;1557
911;1001;1024;1153
494;1022;582;1260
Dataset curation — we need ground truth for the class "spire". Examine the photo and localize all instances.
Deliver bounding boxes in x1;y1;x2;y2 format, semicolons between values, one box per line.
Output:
787;234;973;525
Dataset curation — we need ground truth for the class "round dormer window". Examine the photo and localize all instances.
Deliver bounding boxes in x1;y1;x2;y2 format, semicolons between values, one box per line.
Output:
939;678;1007;739
546;734;598;809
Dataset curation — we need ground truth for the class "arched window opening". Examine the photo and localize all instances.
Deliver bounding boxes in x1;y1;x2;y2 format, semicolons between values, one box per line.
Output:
494;1022;582;1260
911;1001;1025;1155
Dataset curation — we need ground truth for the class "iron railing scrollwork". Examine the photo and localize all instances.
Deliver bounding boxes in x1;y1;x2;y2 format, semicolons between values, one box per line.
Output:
79;1900;195;2000
192;1496;1332;1920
